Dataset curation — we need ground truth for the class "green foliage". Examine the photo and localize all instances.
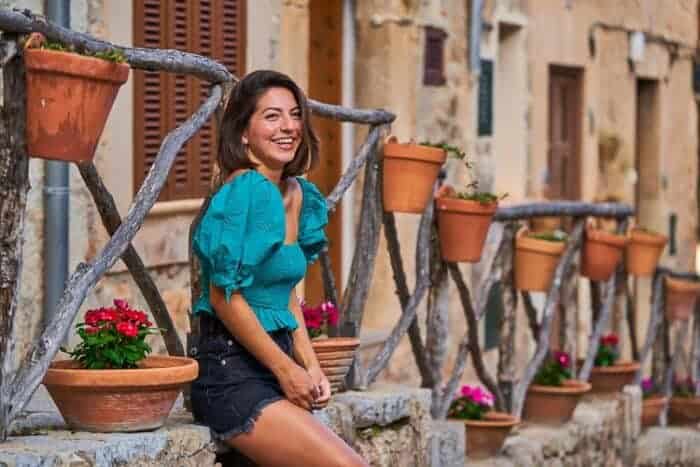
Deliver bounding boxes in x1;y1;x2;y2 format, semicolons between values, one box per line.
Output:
63;325;156;369
419;141;468;162
37;38;127;63
528;229;568;242
534;351;572;386
448;398;488;420
593;345;618;367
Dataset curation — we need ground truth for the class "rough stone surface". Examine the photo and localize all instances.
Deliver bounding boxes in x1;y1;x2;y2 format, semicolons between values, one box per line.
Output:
427;420;465;467
636;427;700;467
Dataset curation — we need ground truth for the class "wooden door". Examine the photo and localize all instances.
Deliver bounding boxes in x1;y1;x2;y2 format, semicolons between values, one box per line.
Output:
306;0;343;305
547;67;582;201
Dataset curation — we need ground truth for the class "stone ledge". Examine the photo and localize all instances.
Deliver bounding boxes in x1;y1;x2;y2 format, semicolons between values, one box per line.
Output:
636;426;700;466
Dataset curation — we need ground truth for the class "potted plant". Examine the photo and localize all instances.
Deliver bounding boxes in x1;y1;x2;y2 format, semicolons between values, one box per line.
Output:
582;223;628;281
626;227;667;277
523;350;591;425
302;300;359;394
515;229;568;291
668;377;700;425
382;137;447;213
448;384;518;459
588;333;640;394
665;276;700;321
23;33;130;162
640;377;666;428
44;299;198;432
435;150;506;262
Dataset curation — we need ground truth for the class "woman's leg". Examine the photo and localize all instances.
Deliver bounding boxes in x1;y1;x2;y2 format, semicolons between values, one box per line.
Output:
226;399;368;467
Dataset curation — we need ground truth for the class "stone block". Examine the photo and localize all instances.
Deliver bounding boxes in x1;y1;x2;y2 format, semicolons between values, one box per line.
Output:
331;384;431;428
427;420;465;467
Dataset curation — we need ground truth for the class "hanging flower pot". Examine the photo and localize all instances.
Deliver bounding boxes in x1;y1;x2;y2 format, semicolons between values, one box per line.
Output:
641;396;666;428
311;337;360;394
668;397;700;425
44;355;198;432
664;276;700;321
24;34;130;162
582;227;628;281
625;228;667;277
436;196;498;263
382;138;446;213
514;229;567;292
523;380;591;425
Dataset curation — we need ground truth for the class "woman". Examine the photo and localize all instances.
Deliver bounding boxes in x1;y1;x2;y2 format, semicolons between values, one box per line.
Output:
191;70;367;467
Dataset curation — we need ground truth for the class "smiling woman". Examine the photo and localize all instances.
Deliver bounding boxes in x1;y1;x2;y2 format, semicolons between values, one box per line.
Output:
191;70;368;467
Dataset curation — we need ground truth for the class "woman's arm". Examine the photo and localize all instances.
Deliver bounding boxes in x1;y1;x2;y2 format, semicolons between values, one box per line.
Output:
210;285;317;410
288;290;321;370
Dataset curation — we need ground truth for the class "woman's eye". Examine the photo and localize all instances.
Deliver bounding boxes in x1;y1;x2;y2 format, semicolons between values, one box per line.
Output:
291;112;302;120
265;114;278;121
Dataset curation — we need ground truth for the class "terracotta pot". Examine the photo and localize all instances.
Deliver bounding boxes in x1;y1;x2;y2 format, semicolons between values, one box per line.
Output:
530;216;562;233
24;48;130;162
514;230;566;292
382;141;446;213
436;197;497;262
582;228;628;281
626;229;667;277
43;355;198;432
665;276;700;321
311;337;360;394
454;411;519;460
668;396;700;425
589;361;641;394
641;395;666;428
523;379;591;425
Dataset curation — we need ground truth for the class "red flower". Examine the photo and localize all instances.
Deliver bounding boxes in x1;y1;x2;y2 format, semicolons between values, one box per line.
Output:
554;350;571;368
601;333;619;347
116;321;138;338
323;301;339;327
85;326;99;334
124;309;148;325
114;299;129;310
303;306;324;330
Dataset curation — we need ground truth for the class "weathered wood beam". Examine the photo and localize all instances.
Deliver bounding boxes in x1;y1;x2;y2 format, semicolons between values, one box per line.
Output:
511;219;585;417
0;35;28;441
661;322;688;426
561;261;580;375
382;210;432;387
635;272;665;385
448;263;506;411
77;163;184;357
624;275;640;362
521;291;540;342
493;202;634;221
4;85;222;427
365;203;433;385
578;272;618;380
694;302;700;396
496;224;518;411
425;239;449;392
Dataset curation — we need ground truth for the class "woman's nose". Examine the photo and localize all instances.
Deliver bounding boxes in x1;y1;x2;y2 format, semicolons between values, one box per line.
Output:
280;114;298;132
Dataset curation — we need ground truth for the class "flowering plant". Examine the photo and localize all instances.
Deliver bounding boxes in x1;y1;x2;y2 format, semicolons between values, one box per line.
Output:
641;377;659;399
61;299;159;369
533;350;572;386
673;376;700;398
447;384;494;420
594;333;619;367
301;300;339;339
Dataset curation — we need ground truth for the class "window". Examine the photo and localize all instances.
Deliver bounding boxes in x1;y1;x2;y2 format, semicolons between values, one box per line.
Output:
133;0;246;201
478;59;493;136
483;281;504;350
423;26;447;86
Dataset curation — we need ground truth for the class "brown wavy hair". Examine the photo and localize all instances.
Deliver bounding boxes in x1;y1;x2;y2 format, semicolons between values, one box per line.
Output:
216;70;319;183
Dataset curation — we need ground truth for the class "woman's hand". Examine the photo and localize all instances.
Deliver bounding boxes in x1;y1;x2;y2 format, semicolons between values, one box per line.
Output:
276;361;317;410
308;365;331;410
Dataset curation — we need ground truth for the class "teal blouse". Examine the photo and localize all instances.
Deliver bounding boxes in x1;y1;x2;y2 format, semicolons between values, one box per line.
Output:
192;170;328;332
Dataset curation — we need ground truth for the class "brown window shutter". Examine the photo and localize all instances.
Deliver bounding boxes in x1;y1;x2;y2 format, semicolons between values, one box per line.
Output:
134;0;247;201
424;26;447;86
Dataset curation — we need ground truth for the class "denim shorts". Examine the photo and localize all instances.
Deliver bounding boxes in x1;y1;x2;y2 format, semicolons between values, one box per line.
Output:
191;314;293;440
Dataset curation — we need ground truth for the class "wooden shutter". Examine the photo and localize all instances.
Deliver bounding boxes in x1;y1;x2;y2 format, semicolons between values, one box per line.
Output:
134;0;246;201
423;26;447;86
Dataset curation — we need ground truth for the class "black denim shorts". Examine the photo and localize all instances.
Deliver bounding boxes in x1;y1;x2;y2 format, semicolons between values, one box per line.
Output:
191;314;293;440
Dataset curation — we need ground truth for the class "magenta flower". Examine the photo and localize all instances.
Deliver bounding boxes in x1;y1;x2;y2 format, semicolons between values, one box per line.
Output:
459;384;494;407
554;350;571;369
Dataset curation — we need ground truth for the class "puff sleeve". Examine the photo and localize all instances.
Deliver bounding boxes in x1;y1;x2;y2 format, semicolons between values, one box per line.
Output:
192;172;285;314
297;177;329;264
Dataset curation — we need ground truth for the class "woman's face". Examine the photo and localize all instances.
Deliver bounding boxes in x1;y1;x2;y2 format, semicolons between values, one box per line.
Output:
243;87;303;170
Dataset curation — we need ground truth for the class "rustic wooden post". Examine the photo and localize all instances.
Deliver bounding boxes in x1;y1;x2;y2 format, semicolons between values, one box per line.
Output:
0;35;27;441
496;223;518;411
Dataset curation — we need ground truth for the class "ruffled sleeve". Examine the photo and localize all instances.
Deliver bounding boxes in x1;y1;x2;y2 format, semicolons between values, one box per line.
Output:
192;172;285;313
297;177;329;264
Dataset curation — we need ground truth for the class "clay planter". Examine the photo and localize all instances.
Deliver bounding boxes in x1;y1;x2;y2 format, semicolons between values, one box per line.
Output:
24;48;130;162
588;361;641;394
523;380;591;425
436;197;498;262
582;228;628;281
514;231;566;292
641;396;666;428
382;141;446;213
625;229;667;277
43;355;198;432
665;276;700;321
668;397;700;425
311;337;360;394
455;411;519;460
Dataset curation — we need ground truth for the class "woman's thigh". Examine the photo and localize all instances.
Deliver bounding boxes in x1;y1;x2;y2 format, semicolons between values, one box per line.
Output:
226;399;368;467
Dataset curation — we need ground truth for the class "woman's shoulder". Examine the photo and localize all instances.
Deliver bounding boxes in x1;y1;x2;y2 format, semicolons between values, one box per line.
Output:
210;170;274;207
295;177;327;214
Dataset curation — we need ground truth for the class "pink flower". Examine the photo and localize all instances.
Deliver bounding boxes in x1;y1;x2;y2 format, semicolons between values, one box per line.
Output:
303;306;324;330
554;350;571;368
116;321;138;338
325;302;339;326
459;385;494;407
114;299;129;310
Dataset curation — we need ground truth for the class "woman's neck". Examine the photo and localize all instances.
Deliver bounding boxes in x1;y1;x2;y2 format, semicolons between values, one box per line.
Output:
256;166;284;187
